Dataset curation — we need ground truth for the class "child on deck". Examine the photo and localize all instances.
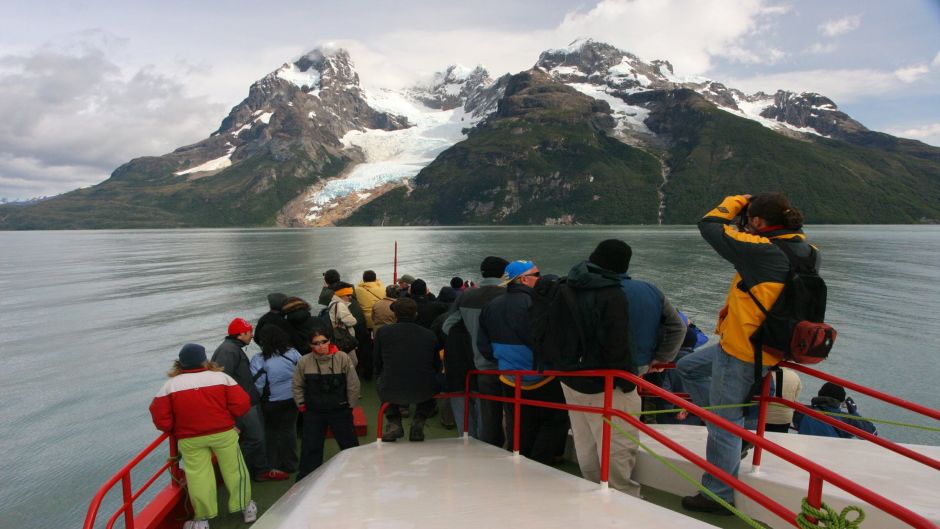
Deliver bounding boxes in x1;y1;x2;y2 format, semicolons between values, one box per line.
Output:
149;344;257;529
293;330;361;481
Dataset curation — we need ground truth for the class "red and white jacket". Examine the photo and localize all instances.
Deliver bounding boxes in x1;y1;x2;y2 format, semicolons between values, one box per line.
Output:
149;368;250;439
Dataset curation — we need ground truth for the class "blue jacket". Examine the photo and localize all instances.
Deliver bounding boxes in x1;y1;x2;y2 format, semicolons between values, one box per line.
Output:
477;282;547;387
250;348;302;402
793;396;878;438
620;276;685;367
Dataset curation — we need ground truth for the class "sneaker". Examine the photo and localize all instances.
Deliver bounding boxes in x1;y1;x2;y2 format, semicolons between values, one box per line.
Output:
243;500;258;523
681;493;734;516
254;469;289;482
740;440;752;460
183;520;209;529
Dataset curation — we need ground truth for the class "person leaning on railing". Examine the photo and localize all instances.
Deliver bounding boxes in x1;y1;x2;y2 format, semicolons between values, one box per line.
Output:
149;344;258;528
677;193;813;515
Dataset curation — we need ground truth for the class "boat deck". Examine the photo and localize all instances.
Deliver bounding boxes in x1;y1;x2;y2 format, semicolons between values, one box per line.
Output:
634;424;940;528
251;437;719;529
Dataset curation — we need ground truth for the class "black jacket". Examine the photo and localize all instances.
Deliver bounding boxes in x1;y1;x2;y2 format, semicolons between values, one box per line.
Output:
374;322;442;404
414;296;448;329
211;336;261;405
254;310;293;347
541;261;635;393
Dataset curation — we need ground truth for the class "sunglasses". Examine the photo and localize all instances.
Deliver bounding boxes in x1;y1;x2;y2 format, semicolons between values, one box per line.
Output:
311;339;330;346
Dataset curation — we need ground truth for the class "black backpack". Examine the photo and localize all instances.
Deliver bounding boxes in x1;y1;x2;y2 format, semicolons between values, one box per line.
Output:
531;276;598;372
741;239;836;396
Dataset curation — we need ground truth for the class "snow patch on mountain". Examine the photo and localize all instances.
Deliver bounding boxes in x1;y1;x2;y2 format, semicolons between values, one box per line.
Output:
304;89;481;220
567;83;653;137
175;144;236;176
730;94;830;138
276;63;321;90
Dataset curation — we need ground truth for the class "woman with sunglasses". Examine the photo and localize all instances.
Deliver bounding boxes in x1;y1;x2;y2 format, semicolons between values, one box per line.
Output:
292;329;361;481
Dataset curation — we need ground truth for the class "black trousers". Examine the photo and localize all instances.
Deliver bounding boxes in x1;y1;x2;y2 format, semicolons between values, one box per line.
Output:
261;399;299;473
297;407;359;481
765;423;791;433
477;374;506;448
357;330;374;381
503;378;570;465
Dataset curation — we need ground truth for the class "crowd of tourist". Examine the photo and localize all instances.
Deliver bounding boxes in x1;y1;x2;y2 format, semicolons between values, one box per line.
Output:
146;192;879;527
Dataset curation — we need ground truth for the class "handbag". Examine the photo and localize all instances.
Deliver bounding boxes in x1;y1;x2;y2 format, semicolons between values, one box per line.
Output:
331;303;359;352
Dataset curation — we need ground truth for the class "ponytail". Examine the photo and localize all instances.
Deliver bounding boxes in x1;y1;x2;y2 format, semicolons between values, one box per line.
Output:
749;192;803;230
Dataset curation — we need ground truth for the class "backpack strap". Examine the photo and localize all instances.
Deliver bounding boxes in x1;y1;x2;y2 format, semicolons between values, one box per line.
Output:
252;367;267;382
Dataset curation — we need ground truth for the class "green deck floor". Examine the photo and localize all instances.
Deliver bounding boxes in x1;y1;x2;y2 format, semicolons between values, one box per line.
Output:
204;379;759;528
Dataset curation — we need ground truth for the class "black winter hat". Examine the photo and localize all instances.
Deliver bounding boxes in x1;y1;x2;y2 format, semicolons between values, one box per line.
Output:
818;382;846;403
178;343;207;369
410;279;428;296
480;256;509;278
589;239;632;274
267;292;288;311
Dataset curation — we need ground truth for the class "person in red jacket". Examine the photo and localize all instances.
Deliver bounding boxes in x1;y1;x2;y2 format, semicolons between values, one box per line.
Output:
149;344;258;529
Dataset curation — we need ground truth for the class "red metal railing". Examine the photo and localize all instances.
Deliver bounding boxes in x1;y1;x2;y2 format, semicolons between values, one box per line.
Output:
750;360;940;481
83;432;184;529
375;368;939;529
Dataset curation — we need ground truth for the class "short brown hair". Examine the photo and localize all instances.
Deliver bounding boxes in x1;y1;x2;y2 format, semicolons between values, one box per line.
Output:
390;298;417;321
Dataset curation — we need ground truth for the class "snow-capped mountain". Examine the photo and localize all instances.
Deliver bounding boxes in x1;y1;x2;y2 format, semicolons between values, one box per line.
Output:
6;39;937;230
536;39;867;143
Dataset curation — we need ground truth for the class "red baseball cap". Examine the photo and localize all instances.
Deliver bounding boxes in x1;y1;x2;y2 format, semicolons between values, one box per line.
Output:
227;317;253;336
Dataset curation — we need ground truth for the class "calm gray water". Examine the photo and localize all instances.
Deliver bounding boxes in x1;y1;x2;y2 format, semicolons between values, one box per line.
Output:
1;226;939;528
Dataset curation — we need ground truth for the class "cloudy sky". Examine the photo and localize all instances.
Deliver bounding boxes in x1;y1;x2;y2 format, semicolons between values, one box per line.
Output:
1;0;938;200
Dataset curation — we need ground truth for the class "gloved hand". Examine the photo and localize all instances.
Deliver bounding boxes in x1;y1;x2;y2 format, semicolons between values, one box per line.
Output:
844;396;857;414
298;404;307;414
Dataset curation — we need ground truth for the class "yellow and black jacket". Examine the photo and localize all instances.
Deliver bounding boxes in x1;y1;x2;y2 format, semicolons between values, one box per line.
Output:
699;195;819;365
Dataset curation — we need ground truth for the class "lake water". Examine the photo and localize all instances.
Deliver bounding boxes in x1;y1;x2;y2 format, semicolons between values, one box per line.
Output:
1;226;939;528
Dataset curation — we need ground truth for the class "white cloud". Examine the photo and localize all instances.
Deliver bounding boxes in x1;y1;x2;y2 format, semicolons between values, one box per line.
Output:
819;15;861;37
0;36;224;199
885;123;940;147
932;51;940;67
807;42;838;54
726;68;906;103
894;64;929;83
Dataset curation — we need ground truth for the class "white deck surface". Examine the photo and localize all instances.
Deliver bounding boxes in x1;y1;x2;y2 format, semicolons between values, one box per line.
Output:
252;437;718;529
634;425;940;528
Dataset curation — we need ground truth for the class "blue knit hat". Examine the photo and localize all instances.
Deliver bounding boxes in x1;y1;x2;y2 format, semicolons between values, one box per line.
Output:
504;260;536;282
178;343;207;369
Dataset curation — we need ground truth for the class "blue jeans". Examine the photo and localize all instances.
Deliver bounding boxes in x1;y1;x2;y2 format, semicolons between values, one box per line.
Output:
676;343;719;409
677;343;767;503
450;397;479;438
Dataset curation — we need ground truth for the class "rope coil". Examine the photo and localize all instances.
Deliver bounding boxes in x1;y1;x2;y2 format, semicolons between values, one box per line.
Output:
796;498;865;529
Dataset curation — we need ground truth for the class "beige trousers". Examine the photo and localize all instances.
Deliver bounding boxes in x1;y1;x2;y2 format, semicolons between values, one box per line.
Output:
561;383;641;497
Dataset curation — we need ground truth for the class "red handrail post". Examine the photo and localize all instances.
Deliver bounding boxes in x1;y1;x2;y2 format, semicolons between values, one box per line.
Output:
513;373;522;456
751;371;773;469
376;402;390;442
600;374;614;488
392;241;398;284
121;474;135;529
806;473;825;524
